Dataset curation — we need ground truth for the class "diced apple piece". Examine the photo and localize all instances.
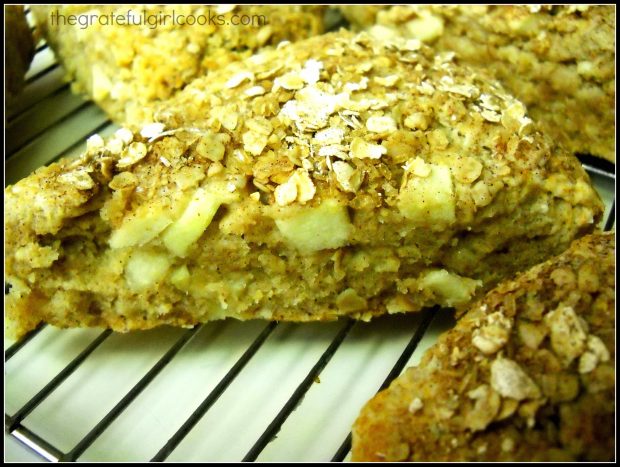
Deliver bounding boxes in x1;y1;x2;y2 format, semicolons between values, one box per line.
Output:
336;288;367;312
398;163;456;227
405;14;444;42
170;265;190;289
275;199;352;253
162;188;219;257
418;269;481;306
109;203;173;249
162;185;237;257
125;250;171;291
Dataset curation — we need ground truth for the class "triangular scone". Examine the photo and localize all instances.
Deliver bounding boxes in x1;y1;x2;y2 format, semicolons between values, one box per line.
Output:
341;5;616;162
31;5;325;124
5;31;603;339
6;5;35;99
352;233;615;461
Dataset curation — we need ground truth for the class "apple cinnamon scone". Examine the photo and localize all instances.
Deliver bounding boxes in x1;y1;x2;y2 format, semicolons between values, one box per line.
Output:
5;4;35;99
5;31;604;340
341;5;616;162
352;232;615;461
30;4;325;124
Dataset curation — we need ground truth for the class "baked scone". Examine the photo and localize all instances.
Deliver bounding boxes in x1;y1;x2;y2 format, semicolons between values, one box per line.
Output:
5;31;603;340
31;4;325;124
341;5;616;162
5;5;35;99
352;232;615;461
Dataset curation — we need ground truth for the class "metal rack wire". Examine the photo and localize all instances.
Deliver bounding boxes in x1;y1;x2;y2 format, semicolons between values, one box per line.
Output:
4;12;616;462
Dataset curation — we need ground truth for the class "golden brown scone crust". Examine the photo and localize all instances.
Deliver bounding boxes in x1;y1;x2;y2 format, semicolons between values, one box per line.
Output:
31;5;325;124
5;5;35;98
352;232;615;462
5;31;603;340
341;5;616;162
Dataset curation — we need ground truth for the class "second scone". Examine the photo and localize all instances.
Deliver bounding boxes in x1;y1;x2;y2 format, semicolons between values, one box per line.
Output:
352;232;615;461
5;31;603;339
341;5;616;162
31;5;325;124
5;4;35;99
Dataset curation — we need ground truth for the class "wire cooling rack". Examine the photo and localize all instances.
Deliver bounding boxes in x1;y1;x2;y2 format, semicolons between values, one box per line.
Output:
4;7;616;462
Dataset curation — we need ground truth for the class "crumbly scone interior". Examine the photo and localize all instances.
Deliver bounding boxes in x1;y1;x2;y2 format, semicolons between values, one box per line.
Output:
5;31;604;339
